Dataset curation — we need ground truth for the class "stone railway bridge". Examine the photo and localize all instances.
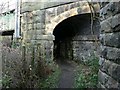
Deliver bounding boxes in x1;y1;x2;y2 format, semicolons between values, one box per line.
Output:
20;1;120;89
21;1;100;62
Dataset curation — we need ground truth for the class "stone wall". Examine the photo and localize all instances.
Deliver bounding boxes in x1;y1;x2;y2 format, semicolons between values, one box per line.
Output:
21;8;54;63
53;12;100;61
72;35;100;62
72;15;100;62
20;1;96;63
98;2;120;89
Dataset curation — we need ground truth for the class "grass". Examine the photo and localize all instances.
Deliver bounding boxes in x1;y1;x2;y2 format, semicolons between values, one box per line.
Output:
74;56;99;88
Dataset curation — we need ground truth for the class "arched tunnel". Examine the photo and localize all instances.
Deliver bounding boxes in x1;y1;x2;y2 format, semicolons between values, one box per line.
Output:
53;13;100;61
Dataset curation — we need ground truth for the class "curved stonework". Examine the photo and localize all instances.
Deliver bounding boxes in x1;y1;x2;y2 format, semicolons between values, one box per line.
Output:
20;1;99;67
44;1;99;34
21;1;99;44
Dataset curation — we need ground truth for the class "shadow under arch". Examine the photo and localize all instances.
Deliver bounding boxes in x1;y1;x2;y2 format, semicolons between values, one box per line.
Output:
53;13;100;61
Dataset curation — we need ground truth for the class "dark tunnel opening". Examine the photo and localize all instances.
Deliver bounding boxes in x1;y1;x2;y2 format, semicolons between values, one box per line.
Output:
53;13;100;60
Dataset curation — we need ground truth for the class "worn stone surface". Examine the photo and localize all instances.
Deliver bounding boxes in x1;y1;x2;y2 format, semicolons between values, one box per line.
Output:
100;32;120;48
98;70;109;85
108;64;120;82
101;47;120;63
21;1;79;13
99;2;120;89
100;59;120;82
100;2;120;20
98;70;120;89
100;15;120;33
72;40;100;62
3;1;120;89
98;82;106;88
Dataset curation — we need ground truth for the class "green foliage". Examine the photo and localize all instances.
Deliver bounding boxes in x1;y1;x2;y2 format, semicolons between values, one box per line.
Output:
74;55;99;88
84;55;99;73
39;65;61;88
2;46;60;88
1;75;12;88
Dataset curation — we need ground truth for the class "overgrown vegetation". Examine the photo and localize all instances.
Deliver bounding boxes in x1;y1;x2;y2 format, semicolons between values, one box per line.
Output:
74;55;99;88
39;66;61;88
1;46;60;88
73;2;100;88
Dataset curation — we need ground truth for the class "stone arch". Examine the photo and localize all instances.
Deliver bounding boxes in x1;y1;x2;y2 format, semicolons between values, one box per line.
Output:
44;1;99;35
52;13;100;60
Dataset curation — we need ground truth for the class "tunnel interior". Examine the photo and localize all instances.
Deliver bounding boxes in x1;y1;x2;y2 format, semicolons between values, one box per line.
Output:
53;13;100;60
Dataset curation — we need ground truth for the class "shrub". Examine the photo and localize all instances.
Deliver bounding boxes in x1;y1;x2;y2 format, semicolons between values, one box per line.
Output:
74;55;99;88
1;46;54;88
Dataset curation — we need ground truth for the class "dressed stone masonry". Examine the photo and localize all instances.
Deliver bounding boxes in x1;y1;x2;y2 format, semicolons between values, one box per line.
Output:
98;2;120;89
1;0;120;89
20;0;99;63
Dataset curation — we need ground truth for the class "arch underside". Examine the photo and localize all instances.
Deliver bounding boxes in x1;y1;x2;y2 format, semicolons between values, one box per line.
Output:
45;1;100;35
43;1;100;61
52;13;100;60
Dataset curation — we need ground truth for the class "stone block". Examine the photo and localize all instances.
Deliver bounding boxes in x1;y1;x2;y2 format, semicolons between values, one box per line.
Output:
34;23;45;30
33;10;45;17
57;6;64;15
100;2;109;9
100;2;113;20
21;24;27;31
112;2;120;15
98;82;106;88
105;76;119;88
101;32;120;48
98;70;109;85
100;18;112;33
100;14;120;33
45;8;56;17
111;14;120;29
33;15;45;23
98;70;119;88
100;2;120;20
76;2;80;7
108;62;120;82
64;5;69;11
29;30;44;39
101;47;120;64
32;35;55;40
100;46;107;58
73;35;99;41
106;47;120;61
99;57;105;66
69;3;76;9
100;59;110;73
21;2;43;13
28;23;33;30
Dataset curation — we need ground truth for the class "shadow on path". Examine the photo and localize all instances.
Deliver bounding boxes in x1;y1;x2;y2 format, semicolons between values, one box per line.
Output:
56;59;77;88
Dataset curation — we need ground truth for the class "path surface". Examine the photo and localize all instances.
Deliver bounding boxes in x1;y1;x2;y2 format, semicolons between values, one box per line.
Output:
56;59;77;88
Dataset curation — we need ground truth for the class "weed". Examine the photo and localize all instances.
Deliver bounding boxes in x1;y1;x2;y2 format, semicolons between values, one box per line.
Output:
1;46;60;88
39;65;61;88
74;55;99;88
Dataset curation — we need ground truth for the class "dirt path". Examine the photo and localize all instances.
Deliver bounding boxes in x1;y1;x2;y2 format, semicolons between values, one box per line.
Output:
56;59;77;88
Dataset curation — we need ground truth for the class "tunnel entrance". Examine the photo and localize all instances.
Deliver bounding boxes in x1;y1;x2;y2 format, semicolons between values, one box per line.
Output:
53;13;100;61
53;38;73;60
